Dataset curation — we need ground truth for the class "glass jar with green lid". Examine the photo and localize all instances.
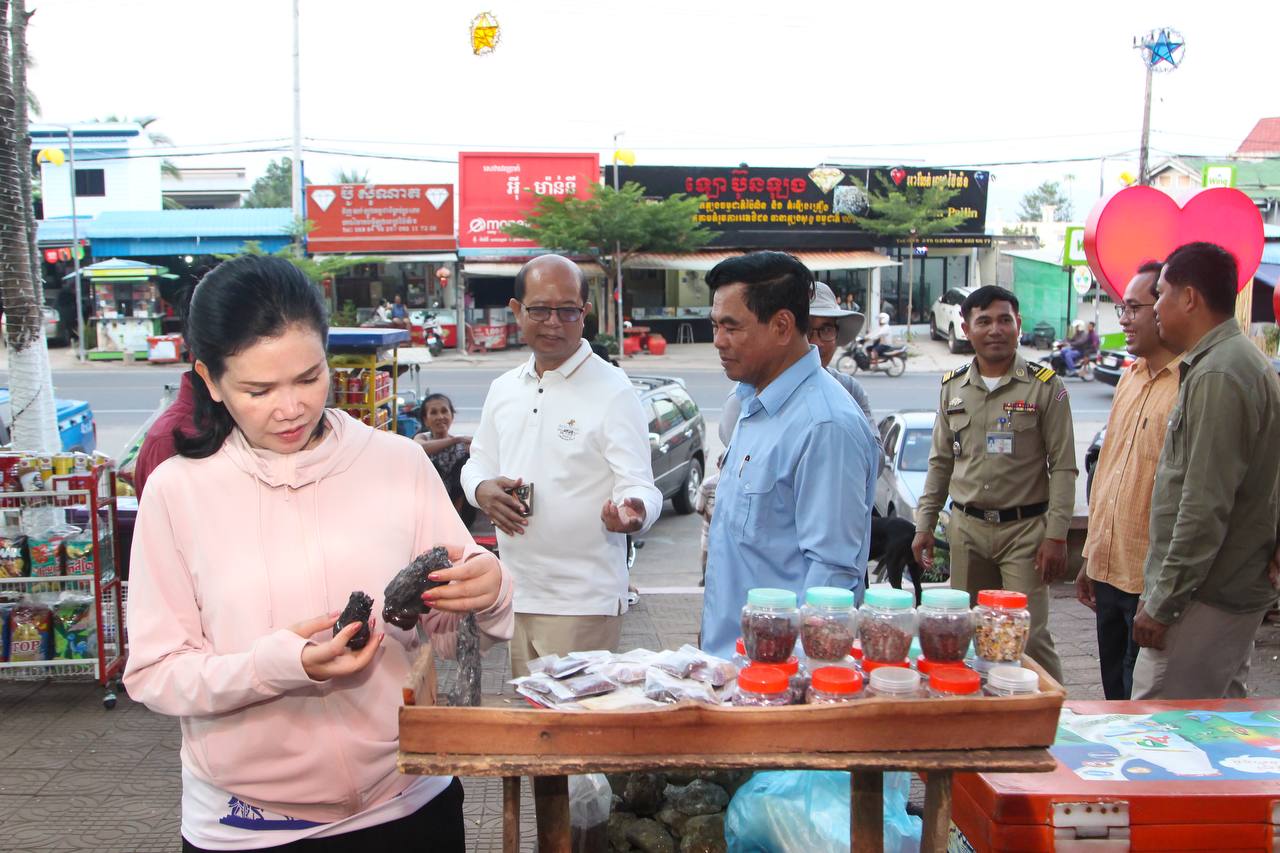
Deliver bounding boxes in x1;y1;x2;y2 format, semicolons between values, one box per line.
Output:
857;588;916;663
917;588;973;663
740;588;800;664
800;586;857;663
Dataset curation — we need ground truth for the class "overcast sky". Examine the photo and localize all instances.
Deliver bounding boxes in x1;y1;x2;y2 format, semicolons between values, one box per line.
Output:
27;0;1280;225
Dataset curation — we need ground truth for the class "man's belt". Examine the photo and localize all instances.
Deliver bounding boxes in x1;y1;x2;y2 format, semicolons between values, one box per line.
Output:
954;501;1049;524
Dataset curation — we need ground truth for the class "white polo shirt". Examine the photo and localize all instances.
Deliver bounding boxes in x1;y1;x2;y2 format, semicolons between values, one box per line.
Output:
461;341;662;616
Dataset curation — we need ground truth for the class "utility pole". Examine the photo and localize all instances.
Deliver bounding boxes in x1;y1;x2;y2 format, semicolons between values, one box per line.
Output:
291;0;304;220
904;227;917;341
67;131;84;363
1137;63;1153;185
613;131;624;356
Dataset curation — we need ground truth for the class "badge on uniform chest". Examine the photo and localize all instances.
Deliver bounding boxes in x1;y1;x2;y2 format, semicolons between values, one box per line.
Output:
986;416;1014;455
1003;400;1037;414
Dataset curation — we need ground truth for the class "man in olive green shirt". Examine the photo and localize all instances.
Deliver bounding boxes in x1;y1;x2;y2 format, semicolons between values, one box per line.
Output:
1132;242;1280;700
914;286;1077;683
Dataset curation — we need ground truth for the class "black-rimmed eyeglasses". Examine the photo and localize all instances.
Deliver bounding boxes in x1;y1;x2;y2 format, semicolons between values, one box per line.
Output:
519;303;584;323
807;325;839;342
1114;302;1156;320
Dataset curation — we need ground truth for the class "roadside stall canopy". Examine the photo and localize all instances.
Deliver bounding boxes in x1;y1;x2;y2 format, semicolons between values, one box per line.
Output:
84;208;293;257
64;257;172;281
623;250;900;272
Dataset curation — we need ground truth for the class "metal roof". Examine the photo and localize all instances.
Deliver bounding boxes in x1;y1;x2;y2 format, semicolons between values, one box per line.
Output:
85;208;293;239
625;250;899;272
35;217;93;245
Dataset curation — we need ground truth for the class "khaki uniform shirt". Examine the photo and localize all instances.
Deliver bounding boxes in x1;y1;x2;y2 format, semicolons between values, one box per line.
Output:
1082;356;1181;595
916;356;1078;541
1144;320;1280;624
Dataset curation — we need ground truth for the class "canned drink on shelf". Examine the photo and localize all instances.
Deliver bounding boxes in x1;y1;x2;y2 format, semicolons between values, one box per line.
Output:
36;455;53;487
72;453;91;474
52;453;75;476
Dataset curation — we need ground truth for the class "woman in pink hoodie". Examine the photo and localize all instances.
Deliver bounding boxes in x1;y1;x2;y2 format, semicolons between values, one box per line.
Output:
123;255;514;852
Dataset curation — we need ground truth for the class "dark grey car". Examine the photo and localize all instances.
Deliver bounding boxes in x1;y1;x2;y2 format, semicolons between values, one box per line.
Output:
632;376;706;515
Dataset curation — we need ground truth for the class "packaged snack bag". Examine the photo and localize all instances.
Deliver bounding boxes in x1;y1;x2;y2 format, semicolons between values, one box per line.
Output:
0;532;28;579
9;604;53;662
53;594;95;660
64;533;95;576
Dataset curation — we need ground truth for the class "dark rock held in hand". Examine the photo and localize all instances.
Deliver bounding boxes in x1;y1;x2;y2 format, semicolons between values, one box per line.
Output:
334;591;373;650
382;547;452;630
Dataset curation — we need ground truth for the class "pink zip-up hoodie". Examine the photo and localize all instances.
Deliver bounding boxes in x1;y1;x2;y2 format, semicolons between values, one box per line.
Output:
123;410;514;823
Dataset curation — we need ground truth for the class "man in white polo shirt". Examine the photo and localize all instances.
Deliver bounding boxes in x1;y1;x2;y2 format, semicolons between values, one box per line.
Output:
461;254;662;677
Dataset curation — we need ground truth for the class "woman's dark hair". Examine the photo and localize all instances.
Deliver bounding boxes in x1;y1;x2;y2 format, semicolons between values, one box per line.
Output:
420;392;456;422
176;255;329;459
706;251;814;333
1161;241;1239;316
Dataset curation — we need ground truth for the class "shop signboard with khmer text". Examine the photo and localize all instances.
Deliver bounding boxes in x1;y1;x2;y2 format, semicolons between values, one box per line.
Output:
306;184;455;253
605;165;990;250
458;152;600;251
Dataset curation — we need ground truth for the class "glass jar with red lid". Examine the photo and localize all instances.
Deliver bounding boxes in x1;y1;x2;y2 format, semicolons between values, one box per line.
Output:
806;666;864;704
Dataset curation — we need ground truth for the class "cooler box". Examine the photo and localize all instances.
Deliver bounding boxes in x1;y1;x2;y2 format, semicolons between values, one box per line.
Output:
146;334;183;363
951;699;1280;852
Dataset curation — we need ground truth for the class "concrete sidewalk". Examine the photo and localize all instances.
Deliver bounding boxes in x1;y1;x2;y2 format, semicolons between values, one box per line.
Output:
2;585;1279;852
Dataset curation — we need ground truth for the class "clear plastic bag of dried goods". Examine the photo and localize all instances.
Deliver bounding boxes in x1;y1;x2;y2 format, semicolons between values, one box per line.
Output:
569;774;611;853
643;668;720;705
725;770;922;852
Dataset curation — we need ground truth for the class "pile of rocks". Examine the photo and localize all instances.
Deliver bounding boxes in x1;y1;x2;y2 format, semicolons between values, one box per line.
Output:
603;770;751;853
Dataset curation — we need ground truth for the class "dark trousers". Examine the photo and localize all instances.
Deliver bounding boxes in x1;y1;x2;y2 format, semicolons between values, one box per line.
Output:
182;777;465;853
1094;580;1141;700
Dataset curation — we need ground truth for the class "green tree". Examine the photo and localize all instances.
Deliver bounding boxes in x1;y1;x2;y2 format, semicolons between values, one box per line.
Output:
244;157;301;208
503;181;711;346
333;167;368;184
848;174;971;339
1018;181;1074;222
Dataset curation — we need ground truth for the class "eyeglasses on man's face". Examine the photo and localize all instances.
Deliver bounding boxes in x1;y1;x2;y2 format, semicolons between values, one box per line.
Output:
807;324;839;342
519;303;584;324
1114;302;1156;320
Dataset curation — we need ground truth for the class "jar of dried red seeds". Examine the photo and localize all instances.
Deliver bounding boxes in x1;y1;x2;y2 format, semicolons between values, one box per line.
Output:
740;588;800;664
800;586;857;663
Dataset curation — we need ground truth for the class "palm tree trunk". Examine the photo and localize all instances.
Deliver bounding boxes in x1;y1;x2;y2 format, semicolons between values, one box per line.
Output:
0;0;61;471
11;0;40;304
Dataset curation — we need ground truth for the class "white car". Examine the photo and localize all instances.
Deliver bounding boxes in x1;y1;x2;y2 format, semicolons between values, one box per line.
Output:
928;287;974;354
874;410;937;521
0;305;64;345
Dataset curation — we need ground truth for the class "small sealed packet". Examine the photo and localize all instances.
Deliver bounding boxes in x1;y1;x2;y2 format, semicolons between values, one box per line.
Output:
643;669;719;705
528;654;592;679
577;686;665;711
588;659;649;685
680;644;738;688
651;648;700;679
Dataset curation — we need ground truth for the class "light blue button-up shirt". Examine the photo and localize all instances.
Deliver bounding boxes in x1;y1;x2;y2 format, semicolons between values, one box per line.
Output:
701;347;879;659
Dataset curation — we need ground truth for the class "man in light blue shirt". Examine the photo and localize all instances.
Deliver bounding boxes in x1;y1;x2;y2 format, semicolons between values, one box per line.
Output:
701;252;880;659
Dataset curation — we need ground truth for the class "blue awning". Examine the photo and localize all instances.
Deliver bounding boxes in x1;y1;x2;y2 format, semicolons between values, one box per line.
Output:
85;208;294;257
36;217;94;246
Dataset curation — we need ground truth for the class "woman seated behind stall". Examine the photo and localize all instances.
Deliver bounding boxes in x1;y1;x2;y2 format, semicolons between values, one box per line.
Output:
123;255;513;852
414;394;475;527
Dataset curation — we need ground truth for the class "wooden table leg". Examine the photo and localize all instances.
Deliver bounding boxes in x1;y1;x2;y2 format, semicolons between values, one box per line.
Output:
532;774;571;853
502;776;521;853
851;770;884;853
921;771;953;853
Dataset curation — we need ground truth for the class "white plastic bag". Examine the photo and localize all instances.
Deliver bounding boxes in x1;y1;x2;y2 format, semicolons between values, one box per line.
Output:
569;773;611;853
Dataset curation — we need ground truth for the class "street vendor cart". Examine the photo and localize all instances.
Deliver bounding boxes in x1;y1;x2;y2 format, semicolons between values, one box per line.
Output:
399;656;1063;852
74;258;171;361
327;327;410;432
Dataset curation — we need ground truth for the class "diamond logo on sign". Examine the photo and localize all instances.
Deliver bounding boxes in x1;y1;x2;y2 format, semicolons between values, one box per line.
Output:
425;188;450;210
1072;267;1093;296
311;189;336;212
808;167;845;194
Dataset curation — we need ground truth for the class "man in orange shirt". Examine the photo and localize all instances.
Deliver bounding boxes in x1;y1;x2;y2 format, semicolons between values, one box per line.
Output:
1075;261;1178;699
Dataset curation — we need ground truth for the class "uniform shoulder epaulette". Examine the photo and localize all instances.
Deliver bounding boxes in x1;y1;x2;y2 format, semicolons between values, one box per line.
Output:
942;362;970;384
1026;361;1055;383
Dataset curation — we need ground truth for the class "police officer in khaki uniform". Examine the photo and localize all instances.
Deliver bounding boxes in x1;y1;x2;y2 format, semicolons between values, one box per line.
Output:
912;286;1076;683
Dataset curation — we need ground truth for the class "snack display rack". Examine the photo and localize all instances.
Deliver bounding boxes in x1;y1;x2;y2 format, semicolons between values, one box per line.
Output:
0;462;125;709
327;328;411;432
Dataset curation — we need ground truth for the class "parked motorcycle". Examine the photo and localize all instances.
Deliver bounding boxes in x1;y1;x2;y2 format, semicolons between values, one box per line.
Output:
836;336;908;377
421;313;445;356
1049;341;1096;382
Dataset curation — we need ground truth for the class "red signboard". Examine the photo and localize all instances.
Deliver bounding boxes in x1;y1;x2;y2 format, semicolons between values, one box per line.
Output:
305;184;455;253
458;152;600;251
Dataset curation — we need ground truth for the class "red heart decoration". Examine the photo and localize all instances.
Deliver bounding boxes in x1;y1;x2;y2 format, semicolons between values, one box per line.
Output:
890;168;906;187
1084;186;1264;302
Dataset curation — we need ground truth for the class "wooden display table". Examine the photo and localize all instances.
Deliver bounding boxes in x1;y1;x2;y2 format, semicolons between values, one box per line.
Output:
399;658;1062;852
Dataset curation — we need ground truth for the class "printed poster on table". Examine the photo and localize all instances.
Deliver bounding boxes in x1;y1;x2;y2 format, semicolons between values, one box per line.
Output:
1052;708;1280;781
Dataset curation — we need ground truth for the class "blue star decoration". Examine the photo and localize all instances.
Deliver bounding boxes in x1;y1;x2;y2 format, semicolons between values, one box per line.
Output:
1145;29;1184;69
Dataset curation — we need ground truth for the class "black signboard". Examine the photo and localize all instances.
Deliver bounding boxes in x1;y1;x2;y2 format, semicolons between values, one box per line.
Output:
605;165;990;250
